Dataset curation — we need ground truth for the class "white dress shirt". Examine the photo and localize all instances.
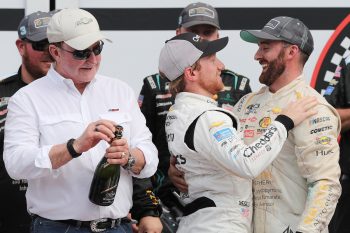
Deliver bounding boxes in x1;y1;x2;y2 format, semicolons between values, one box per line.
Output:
4;66;158;220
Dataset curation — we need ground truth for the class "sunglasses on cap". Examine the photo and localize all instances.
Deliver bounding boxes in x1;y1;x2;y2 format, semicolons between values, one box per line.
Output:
59;41;104;60
24;39;49;52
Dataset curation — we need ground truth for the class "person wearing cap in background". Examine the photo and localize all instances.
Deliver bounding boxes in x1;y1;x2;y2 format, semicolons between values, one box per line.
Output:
159;32;317;233
0;10;55;233
3;8;161;233
232;16;341;233
138;2;252;215
323;55;350;233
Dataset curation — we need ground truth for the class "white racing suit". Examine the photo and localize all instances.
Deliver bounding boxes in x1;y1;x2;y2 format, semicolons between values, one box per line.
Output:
165;92;293;233
233;76;341;233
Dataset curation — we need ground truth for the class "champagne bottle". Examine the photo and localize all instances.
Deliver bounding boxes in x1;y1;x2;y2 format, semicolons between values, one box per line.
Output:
89;125;123;206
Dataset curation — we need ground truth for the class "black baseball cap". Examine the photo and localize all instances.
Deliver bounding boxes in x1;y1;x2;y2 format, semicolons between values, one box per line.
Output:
240;16;314;56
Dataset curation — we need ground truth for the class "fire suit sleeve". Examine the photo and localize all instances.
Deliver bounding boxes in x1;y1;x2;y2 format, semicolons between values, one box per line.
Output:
291;103;341;233
131;177;162;221
139;77;157;136
193;110;289;179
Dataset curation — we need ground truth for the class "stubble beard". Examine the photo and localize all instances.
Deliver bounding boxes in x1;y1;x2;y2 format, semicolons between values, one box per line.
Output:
22;52;50;80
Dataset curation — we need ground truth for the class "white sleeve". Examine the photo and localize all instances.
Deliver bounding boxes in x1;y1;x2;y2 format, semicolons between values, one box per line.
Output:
125;87;158;178
194;110;288;179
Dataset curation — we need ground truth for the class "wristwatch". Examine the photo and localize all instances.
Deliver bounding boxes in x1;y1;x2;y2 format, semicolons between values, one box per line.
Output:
123;154;136;171
66;138;82;158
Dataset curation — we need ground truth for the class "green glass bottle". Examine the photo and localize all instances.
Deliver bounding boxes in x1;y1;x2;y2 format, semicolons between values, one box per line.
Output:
89;125;123;206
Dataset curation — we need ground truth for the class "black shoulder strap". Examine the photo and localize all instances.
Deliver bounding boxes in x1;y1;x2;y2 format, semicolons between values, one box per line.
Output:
184;110;237;152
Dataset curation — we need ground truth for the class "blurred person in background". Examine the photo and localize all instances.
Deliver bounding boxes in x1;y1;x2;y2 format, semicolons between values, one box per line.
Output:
323;55;350;233
0;11;54;233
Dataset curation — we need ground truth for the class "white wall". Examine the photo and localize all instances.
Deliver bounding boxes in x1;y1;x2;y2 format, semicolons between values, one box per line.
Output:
0;0;348;94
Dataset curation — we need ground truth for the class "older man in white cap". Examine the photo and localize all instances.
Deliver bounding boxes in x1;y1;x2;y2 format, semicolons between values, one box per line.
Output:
4;8;160;233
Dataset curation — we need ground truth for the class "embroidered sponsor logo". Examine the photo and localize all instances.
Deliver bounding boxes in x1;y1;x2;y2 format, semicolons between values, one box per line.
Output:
256;128;267;135
240;116;257;123
310;125;333;134
316;150;334;156
213;128;233;142
223;86;232;91
166;115;177;120
0;97;10;107
243;126;277;157
189;7;215;18
210;121;224;129
76;17;93;26
175;154;186;164
155;93;172;99
309;116;331;125
239;78;247;91
239;200;250;207
244;129;254;138
271;107;281;114
259;117;271;128
147;76;157;89
34;17;51;28
295;91;303;100
156;101;173;107
235;95;248;113
315;136;331;145
245;103;260;114
240;207;250;218
165;115;176;126
265;19;280;29
167;133;174;142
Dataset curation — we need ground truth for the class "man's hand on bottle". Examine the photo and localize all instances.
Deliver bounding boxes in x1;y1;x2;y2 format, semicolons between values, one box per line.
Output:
74;119;116;154
106;137;129;166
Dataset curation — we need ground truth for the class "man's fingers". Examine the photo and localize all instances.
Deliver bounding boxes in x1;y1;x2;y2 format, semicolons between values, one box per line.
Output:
303;99;318;111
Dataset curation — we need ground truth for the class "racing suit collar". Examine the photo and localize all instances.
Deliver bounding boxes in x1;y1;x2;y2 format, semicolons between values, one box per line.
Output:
176;92;218;106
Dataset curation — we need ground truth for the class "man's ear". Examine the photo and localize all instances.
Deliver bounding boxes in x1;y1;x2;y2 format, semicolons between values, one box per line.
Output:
49;45;60;61
16;39;25;56
184;66;197;81
287;45;300;58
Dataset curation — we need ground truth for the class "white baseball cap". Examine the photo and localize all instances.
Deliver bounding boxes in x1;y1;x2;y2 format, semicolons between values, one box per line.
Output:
47;8;111;50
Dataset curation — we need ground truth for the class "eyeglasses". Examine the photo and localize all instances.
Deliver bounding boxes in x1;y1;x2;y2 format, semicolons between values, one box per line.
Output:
58;41;104;60
24;39;49;52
